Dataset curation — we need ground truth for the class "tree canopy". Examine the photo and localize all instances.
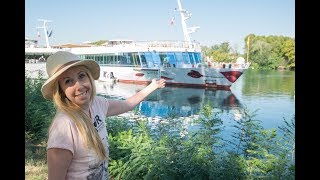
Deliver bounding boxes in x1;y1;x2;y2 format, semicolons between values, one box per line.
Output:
202;34;295;70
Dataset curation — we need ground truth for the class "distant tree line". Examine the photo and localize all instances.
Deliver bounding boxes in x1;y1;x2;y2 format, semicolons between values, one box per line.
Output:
90;40;108;46
202;34;295;70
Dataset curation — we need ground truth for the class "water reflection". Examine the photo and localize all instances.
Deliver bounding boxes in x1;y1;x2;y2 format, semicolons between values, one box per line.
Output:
240;69;295;96
95;81;242;118
95;71;294;155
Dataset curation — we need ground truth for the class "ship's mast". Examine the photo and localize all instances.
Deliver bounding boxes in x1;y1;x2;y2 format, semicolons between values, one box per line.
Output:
176;0;200;44
36;19;52;48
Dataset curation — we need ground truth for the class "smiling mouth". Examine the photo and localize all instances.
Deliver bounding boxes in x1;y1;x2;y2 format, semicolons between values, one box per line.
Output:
76;91;87;97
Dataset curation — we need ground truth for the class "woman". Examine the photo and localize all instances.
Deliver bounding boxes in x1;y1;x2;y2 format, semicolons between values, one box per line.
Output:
41;51;165;180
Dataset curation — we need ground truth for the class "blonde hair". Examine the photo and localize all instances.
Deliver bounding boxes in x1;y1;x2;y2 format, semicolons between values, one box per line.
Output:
50;65;107;161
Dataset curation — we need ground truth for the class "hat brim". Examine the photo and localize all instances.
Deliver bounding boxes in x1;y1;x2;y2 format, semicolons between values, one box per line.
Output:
41;60;100;100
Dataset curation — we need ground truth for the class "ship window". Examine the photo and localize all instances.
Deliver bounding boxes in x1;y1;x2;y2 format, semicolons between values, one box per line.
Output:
139;53;147;67
194;53;202;63
107;55;116;65
131;53;140;66
182;52;191;64
117;55;131;66
126;54;131;64
166;52;176;67
188;53;195;64
103;56;106;64
144;52;154;68
159;53;170;67
96;55;103;64
159;53;167;64
105;55;112;64
151;52;161;67
175;52;185;67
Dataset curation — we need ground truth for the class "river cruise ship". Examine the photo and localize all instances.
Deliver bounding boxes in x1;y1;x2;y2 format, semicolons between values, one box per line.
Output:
25;0;250;90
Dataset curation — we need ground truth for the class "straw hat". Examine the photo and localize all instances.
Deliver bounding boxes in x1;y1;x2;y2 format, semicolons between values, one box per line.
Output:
41;51;100;100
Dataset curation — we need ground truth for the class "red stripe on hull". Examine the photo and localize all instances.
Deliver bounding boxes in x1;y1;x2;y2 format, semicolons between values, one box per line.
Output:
118;79;151;85
135;73;144;77
165;82;231;91
117;79;231;91
160;76;174;80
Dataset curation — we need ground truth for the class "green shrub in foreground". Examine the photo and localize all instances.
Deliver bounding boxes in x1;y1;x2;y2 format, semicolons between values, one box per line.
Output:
25;74;55;144
107;105;295;179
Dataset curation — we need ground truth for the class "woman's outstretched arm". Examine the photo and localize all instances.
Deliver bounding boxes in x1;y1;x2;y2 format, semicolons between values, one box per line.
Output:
106;79;166;116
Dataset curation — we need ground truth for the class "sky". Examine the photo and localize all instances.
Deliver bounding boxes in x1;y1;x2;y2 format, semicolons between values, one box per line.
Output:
25;0;295;53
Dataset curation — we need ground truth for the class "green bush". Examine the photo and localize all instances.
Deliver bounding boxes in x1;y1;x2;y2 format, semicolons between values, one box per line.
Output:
25;74;55;144
107;105;295;179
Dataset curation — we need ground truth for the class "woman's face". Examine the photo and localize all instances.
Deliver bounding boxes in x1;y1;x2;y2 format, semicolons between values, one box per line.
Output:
58;66;92;109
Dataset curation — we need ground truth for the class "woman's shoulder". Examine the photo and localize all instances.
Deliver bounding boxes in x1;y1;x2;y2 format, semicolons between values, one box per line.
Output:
92;95;109;114
54;111;72;120
51;111;75;127
92;95;109;105
93;95;107;101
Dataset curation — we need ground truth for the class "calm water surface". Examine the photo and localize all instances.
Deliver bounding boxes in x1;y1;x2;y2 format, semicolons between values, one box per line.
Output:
96;69;295;136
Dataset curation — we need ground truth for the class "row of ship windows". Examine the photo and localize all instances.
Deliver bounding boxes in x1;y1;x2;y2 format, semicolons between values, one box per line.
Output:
81;52;202;68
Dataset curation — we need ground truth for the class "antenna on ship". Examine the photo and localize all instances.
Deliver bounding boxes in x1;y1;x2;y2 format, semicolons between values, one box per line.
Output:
176;0;200;45
36;19;52;48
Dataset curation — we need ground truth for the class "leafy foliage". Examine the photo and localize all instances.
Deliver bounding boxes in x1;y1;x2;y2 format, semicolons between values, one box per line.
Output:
245;34;295;70
229;108;295;179
90;40;108;46
107;104;295;179
25;73;55;144
202;42;234;63
202;34;295;70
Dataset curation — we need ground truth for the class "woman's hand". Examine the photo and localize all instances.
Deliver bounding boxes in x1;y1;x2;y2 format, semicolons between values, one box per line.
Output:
150;78;166;89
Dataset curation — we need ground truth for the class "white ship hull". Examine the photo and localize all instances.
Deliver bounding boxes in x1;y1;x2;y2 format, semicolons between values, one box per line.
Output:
25;61;249;90
98;66;247;90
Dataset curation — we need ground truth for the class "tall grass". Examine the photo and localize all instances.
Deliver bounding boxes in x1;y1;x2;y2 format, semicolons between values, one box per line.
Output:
25;143;48;180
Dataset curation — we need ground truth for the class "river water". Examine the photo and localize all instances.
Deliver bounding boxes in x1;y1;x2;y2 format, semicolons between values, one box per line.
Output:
96;69;295;137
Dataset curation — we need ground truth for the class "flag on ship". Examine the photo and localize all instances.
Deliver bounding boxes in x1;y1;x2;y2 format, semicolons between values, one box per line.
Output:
170;16;175;25
170;8;177;26
47;30;53;37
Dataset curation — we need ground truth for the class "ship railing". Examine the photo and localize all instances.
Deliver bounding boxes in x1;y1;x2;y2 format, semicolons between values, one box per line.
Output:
99;63;147;68
106;40;201;49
